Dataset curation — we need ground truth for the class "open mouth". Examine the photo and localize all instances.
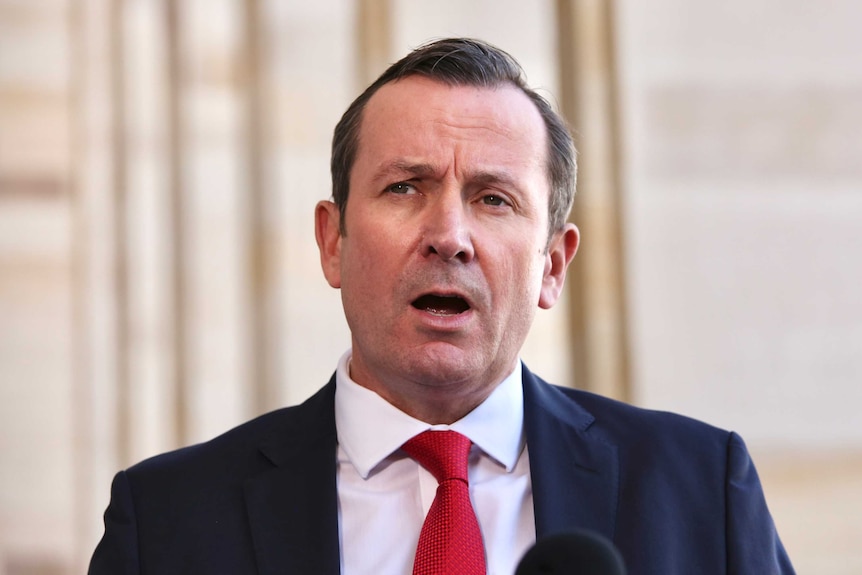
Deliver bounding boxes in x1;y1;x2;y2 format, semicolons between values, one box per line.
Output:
411;294;470;316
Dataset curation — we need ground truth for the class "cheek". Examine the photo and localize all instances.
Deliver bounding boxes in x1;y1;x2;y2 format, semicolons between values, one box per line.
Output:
340;233;404;306
491;252;545;306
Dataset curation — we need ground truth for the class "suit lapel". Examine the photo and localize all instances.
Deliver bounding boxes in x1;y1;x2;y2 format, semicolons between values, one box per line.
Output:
240;368;620;573
244;379;341;575
522;366;620;542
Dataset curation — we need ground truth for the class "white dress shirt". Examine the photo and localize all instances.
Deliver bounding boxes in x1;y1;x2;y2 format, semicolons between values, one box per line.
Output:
334;350;536;575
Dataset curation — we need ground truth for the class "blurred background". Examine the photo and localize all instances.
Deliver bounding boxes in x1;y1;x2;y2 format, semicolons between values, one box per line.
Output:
1;0;860;573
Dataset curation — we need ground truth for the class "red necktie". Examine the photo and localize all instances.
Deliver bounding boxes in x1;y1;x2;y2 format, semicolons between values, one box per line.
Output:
402;430;487;575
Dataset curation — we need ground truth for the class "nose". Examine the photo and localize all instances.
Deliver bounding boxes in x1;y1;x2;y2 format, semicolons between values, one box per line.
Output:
421;192;475;263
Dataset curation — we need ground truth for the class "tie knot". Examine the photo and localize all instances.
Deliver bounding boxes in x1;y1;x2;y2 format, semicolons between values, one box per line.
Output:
402;430;472;483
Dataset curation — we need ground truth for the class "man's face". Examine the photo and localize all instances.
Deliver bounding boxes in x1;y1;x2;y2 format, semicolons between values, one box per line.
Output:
316;75;578;422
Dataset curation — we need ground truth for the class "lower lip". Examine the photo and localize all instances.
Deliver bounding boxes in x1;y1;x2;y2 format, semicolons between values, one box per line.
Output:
410;306;474;331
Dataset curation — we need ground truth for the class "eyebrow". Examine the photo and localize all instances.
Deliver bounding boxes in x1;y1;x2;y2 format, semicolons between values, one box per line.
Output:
372;160;521;190
469;170;520;190
371;160;438;183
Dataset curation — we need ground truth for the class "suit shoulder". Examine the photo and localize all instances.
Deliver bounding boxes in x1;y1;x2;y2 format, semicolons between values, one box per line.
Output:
125;381;335;483
127;407;282;471
546;382;732;453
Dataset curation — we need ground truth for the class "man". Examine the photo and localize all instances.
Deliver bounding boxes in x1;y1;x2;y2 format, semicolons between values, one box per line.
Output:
90;38;794;574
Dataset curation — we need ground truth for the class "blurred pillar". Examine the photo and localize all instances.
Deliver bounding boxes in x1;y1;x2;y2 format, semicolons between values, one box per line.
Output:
73;0;125;566
108;0;132;465
357;0;392;87
164;0;190;444
241;0;280;416
556;0;630;401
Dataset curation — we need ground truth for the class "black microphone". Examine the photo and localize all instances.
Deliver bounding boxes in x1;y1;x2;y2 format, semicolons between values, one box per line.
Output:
515;530;627;575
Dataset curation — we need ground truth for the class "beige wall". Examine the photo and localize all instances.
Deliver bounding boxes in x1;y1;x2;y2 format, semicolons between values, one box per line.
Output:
619;0;862;446
616;2;862;571
0;1;860;573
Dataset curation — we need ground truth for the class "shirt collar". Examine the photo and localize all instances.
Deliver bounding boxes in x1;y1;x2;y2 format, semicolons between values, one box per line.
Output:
334;349;525;479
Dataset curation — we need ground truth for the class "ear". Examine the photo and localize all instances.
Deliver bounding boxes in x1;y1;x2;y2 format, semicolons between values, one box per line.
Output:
538;223;579;309
315;200;343;289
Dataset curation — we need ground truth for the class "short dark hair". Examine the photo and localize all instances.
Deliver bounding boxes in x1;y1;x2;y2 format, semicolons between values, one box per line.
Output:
330;37;577;240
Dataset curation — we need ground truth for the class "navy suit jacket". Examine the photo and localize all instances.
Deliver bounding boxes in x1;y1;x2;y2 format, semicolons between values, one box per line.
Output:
89;366;795;574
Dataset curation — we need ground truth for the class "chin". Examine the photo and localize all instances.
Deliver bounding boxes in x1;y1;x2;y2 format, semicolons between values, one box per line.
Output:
402;343;491;388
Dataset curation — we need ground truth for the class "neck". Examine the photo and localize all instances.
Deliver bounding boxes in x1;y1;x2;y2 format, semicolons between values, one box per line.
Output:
348;359;509;425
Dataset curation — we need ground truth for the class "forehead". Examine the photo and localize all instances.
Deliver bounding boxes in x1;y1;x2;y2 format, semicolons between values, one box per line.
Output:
355;76;548;178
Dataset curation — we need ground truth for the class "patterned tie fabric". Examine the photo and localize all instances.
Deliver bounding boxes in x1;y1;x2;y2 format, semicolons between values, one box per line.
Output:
402;430;487;575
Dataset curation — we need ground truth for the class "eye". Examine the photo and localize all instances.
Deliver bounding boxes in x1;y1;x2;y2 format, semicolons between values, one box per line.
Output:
387;182;416;194
482;194;508;206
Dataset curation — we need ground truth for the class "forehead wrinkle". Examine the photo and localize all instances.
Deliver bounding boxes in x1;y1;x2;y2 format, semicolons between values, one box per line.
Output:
427;113;545;175
430;113;518;143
